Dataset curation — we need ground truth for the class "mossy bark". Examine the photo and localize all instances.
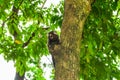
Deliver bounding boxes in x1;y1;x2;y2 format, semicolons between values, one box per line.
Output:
53;0;92;80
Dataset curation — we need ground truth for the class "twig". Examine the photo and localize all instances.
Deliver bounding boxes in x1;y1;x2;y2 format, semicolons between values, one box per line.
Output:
22;0;48;48
41;0;47;9
22;32;35;47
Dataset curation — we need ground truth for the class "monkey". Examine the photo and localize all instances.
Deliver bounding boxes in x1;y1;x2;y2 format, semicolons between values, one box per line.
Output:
48;31;60;67
48;31;60;47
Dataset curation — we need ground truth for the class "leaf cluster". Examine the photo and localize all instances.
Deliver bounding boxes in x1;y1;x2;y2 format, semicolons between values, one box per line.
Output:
80;0;120;79
0;0;63;79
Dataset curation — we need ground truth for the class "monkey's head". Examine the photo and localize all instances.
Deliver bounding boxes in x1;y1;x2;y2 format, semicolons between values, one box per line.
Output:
48;31;58;40
48;31;59;45
49;31;55;40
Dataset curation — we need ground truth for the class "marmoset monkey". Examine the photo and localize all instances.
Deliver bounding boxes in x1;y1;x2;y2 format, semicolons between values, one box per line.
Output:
48;31;60;67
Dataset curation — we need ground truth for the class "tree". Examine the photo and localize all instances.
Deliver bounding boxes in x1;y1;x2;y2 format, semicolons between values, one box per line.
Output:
0;0;120;80
51;0;93;80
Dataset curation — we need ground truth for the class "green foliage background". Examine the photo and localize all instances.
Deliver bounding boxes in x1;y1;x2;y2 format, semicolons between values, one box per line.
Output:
0;0;120;80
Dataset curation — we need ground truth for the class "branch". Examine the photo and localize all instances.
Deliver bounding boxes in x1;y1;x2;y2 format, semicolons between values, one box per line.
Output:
41;0;47;9
2;0;23;26
12;0;24;39
2;19;8;31
22;32;35;47
11;5;19;39
22;0;48;48
2;0;24;37
18;0;24;8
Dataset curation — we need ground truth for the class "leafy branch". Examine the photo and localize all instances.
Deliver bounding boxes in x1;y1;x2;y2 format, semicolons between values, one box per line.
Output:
22;0;48;48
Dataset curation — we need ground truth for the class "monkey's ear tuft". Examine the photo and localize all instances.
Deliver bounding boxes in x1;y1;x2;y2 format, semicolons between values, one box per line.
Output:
49;31;56;34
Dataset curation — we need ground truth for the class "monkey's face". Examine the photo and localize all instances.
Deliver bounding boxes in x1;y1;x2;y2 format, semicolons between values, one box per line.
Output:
48;31;56;40
48;31;60;45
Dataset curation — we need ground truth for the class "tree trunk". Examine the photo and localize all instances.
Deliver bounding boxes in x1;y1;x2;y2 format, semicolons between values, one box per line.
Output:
14;72;25;80
53;0;92;80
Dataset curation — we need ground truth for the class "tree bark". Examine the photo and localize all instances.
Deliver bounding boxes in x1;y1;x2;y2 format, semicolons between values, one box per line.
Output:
53;0;92;80
14;72;25;80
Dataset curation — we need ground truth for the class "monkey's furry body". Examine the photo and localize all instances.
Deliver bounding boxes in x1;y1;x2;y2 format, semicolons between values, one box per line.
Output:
48;31;60;67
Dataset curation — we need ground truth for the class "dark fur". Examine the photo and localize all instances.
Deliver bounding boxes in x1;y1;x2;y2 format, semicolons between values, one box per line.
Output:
48;31;60;67
48;31;60;46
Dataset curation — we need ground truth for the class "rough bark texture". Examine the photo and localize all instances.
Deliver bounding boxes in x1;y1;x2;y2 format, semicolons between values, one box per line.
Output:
51;0;92;80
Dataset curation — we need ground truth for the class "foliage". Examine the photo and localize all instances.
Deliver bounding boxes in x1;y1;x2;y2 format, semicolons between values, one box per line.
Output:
0;0;120;80
81;0;120;80
0;0;63;79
